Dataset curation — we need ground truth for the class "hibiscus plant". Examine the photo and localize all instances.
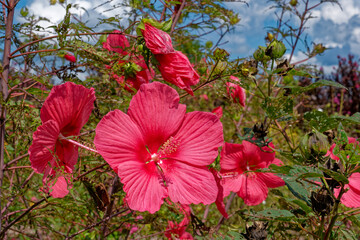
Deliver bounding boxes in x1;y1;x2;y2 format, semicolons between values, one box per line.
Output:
3;0;360;239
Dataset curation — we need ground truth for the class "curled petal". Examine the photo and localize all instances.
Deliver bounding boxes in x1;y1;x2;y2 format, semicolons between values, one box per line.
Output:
226;82;246;107
29;120;60;173
155;51;200;96
49;176;71;198
40;82;95;136
212;106;223;119
211;169;228;218
142;24;174;54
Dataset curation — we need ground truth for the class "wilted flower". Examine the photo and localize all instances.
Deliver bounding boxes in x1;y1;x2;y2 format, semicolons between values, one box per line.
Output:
325;137;358;161
226;76;246;107
103;30;129;55
141;23;200;95
29;82;95;198
94;82;223;213
142;23;174;54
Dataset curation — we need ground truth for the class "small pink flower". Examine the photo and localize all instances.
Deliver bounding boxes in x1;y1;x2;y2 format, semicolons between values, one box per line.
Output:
64;53;76;63
142;23;174;54
226;76;246;107
155;51;200;96
103;30;129;55
103;31;153;91
200;94;208;101
220;141;284;206
334;173;360;208
94;82;223;213
165;219;193;240
212;106;223;119
29;82;95;198
325;137;358;161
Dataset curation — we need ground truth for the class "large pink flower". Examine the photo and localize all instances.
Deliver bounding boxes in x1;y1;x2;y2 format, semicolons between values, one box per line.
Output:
325;137;358;161
155;51;200;96
142;23;174;54
335;173;360;208
94;82;223;213
29;82;95;198
220;141;284;206
226;76;246;107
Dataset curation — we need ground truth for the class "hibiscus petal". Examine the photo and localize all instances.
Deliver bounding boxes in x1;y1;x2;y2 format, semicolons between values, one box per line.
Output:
348;173;360;195
94;109;147;173
49;176;70;198
167;111;223;166
211;169;228;218
127;82;186;153
221;174;243;197
335;183;360;208
257;172;285;188
119;161;167;213
166;161;218;205
242;141;275;169
29;120;60;173
40;82;95;136
237;174;268;206
220;142;243;171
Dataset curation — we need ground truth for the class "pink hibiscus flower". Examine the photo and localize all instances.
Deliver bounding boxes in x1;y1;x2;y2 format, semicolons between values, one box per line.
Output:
29;82;96;198
94;82;223;213
226;76;246;107
165;219;193;240
220;141;284;206
103;30;153;91
141;24;200;95
325;137;358;161
335;173;360;208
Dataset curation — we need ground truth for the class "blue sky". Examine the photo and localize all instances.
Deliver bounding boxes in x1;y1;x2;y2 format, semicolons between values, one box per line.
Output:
17;0;360;73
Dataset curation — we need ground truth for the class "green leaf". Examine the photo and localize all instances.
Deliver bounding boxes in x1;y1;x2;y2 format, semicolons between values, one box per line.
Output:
255;209;295;221
304;111;338;132
282;79;347;96
319;167;349;184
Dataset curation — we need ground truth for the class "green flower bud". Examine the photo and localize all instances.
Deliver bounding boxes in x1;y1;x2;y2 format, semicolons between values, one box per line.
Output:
213;48;229;61
266;40;286;59
300;130;330;164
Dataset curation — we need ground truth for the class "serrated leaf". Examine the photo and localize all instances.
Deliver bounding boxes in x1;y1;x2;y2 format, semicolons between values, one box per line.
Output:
304;111;338;132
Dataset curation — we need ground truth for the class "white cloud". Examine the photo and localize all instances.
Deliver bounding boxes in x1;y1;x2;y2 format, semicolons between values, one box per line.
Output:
321;0;360;24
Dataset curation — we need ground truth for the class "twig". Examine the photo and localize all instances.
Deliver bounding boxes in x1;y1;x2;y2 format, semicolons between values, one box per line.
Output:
3;152;29;169
0;196;49;238
64;208;129;239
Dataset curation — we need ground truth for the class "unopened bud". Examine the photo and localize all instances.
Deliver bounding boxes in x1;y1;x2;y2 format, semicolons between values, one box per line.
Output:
290;0;298;7
266;40;286;59
300;130;330;163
